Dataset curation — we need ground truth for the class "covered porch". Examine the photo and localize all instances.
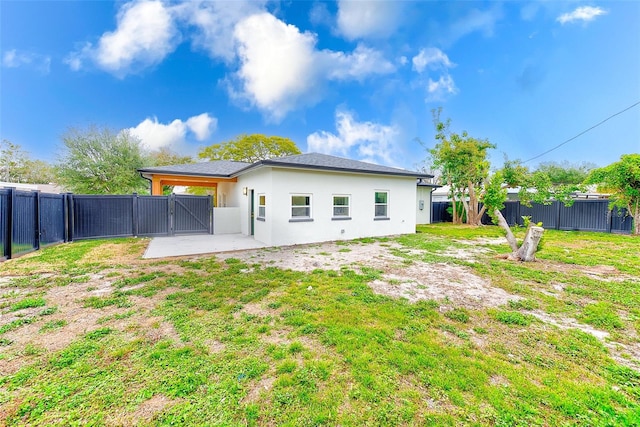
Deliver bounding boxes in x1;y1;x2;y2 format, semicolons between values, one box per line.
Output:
147;173;238;199
138;164;251;237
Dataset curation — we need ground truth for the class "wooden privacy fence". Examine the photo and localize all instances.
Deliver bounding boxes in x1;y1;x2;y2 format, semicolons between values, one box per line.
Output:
1;188;213;260
432;200;633;234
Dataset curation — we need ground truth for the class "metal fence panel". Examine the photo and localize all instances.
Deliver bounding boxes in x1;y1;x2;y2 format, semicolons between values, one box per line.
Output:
501;202;521;226
431;202;452;223
478;200;631;234
520;202;559;229
12;191;38;257
73;195;134;239
174;195;212;234
558;200;609;232
40;193;66;246
138;196;170;236
611;207;633;234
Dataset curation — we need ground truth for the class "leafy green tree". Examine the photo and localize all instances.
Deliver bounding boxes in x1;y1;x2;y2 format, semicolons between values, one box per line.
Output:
535;161;594;185
148;147;194;167
0;139;27;182
55;126;148;194
429;109;495;225
587;154;640;235
21;159;56;184
0;139;55;184
199;134;301;163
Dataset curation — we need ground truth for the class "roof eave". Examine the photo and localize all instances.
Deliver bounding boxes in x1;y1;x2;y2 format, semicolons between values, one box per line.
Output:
234;160;434;179
137;169;236;179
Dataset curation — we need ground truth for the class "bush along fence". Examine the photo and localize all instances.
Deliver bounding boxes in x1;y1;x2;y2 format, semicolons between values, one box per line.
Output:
432;200;633;234
1;188;213;260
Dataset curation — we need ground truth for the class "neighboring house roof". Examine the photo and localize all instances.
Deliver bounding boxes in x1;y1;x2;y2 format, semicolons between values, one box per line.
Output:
0;181;66;193
138;153;433;179
417;178;440;188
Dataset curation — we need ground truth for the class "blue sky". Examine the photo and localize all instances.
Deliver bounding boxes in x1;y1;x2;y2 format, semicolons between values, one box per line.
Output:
2;0;639;171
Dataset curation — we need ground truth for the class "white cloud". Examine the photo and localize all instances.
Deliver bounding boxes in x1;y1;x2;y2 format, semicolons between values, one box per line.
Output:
411;47;457;102
324;44;395;80
412;48;454;73
231;13;395;121
426;75;458;101
557;6;607;24
309;2;332;27
233;13;320;121
175;0;265;63
307;110;400;165
2;49;51;73
185;113;216;140
64;2;396;120
63;51;84;71
447;6;503;45
129;113;217;150
67;0;179;77
336;0;402;40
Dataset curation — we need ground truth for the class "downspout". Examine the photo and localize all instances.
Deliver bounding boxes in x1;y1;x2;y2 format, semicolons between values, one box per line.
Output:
140;172;152;195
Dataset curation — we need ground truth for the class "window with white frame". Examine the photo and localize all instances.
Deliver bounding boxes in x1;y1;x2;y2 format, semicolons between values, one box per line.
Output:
258;194;266;219
291;195;311;219
374;191;389;218
332;195;350;218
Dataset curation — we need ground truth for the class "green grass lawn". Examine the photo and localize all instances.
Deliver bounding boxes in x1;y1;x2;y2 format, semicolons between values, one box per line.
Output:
0;225;639;426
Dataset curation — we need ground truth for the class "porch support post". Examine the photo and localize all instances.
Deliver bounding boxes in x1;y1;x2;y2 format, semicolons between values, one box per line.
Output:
152;176;163;196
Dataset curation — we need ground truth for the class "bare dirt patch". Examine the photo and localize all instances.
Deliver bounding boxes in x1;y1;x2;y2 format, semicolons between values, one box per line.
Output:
106;394;181;426
218;241;406;273
530;310;610;340
234;301;274;319
217;241;519;310
205;339;226;353
243;376;275;404
376;262;518;308
261;328;295;346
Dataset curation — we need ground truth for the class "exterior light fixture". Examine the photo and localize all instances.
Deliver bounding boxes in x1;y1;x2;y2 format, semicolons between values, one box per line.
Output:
243;187;248;195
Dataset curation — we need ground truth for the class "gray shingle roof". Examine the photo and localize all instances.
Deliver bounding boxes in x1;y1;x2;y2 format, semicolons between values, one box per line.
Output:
138;153;433;179
138;160;250;177
252;153;433;178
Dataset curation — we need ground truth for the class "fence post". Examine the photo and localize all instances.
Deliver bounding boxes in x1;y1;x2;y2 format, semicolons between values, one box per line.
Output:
209;195;214;234
132;193;139;237
63;193;69;242
66;193;75;242
34;191;41;251
169;193;175;236
6;188;14;259
555;201;561;230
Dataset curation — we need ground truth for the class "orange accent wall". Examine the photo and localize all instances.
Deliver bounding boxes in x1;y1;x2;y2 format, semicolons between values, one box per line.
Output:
148;174;237;195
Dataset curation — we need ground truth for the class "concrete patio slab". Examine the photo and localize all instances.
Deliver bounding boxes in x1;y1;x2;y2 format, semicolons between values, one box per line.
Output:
143;233;268;259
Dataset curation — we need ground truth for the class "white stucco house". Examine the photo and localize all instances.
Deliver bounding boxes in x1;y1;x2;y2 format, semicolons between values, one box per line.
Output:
139;153;435;247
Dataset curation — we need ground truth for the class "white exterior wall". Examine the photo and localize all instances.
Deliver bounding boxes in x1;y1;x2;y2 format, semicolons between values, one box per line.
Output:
213;207;241;234
236;168;273;245
416;186;433;225
217;182;238;207
243;168;417;246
